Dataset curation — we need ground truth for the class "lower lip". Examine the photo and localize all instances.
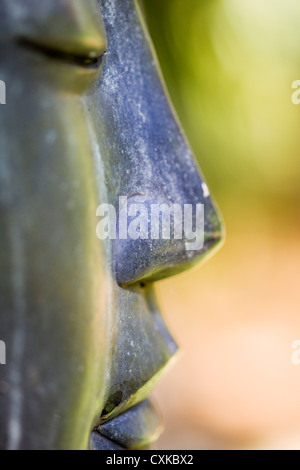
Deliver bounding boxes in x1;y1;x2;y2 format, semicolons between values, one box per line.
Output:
90;399;163;450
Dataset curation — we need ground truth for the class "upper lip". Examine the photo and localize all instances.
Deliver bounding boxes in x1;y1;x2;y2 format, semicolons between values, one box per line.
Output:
98;286;178;415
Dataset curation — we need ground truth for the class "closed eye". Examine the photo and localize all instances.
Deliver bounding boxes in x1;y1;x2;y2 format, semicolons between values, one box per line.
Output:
16;36;107;69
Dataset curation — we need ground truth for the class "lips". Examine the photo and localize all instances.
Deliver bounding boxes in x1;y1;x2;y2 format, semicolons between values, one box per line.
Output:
90;399;163;450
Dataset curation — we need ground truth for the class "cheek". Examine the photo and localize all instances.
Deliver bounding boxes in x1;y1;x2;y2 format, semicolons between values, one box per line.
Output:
0;77;111;448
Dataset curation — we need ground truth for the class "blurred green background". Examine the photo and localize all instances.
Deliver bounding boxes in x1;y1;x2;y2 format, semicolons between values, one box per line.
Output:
143;0;300;218
142;0;300;450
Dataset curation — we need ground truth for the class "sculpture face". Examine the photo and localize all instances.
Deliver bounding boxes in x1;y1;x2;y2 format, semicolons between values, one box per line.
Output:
0;0;223;450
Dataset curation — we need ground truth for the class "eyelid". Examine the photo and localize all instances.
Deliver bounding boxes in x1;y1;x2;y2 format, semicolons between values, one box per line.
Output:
17;36;107;69
7;0;107;60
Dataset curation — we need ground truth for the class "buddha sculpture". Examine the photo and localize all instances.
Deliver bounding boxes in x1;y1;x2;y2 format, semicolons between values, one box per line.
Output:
0;0;223;450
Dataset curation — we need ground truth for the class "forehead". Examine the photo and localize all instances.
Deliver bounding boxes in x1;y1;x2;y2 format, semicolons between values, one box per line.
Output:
0;0;107;57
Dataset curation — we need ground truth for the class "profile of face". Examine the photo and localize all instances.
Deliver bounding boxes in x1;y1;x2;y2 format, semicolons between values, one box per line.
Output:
0;0;223;450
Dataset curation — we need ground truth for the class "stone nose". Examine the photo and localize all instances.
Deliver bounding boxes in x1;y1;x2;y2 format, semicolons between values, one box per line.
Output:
113;171;223;287
93;0;224;287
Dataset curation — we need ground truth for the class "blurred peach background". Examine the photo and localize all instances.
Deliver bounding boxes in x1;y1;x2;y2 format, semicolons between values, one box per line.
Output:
142;0;300;450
